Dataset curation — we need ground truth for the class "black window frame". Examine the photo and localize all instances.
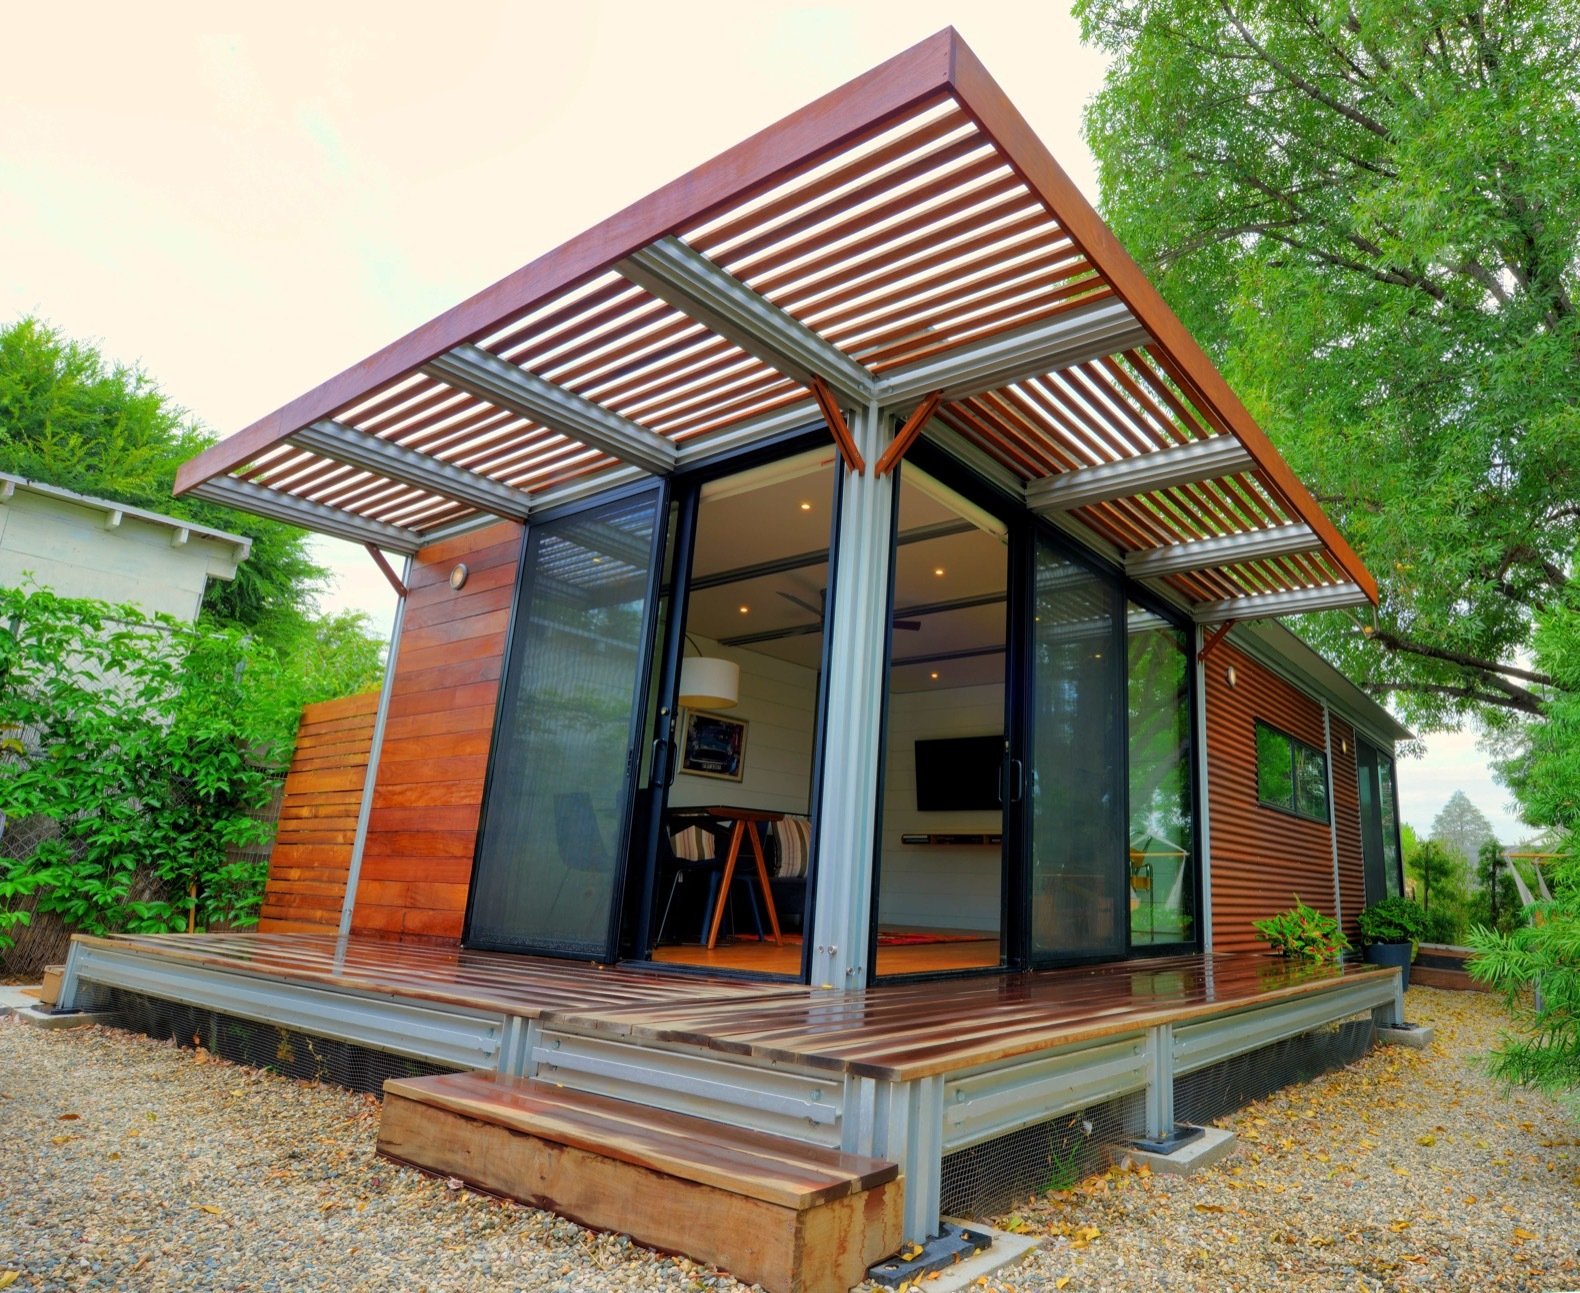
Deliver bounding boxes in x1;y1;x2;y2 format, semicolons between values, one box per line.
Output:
1254;719;1330;823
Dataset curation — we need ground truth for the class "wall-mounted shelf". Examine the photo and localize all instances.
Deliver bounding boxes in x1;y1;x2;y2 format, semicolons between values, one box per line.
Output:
899;833;1003;847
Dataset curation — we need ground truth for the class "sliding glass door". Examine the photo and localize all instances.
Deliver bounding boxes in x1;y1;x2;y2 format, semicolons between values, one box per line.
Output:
466;487;667;960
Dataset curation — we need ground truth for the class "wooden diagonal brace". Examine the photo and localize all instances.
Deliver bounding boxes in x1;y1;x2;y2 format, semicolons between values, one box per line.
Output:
365;543;409;599
809;376;866;474
874;390;944;477
1196;619;1236;663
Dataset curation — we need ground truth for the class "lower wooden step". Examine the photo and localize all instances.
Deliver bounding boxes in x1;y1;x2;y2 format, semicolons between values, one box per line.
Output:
378;1070;902;1293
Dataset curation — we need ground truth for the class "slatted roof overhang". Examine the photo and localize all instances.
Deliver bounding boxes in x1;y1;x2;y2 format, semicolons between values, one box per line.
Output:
175;28;1377;624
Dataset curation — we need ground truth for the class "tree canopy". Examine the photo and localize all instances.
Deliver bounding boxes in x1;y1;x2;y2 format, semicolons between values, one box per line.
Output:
1430;789;1499;873
1076;0;1580;732
0;316;333;648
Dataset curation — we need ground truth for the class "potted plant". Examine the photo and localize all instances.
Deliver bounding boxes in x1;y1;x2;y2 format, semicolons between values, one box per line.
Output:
1253;896;1350;964
1356;895;1428;989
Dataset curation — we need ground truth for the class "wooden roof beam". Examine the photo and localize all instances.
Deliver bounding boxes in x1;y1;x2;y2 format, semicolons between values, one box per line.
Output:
1025;436;1254;513
189;477;423;554
1125;522;1320;580
619;236;876;403
424;345;678;477
290;419;532;522
876;296;1147;405
1194;583;1371;625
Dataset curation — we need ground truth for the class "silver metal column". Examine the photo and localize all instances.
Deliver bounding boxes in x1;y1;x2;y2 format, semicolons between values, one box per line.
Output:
337;555;413;941
809;400;894;990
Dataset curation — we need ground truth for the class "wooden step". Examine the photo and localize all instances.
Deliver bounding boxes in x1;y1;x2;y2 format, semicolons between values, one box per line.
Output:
378;1070;902;1293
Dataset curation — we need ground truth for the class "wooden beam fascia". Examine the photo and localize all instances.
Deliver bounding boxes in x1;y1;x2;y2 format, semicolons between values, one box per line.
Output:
1126;522;1320;580
189;477;424;554
619;237;875;403
364;543;409;599
173;31;958;498
1025;436;1254;513
291;418;532;521
425;345;677;477
946;35;1378;607
809;376;867;474
874;391;944;477
1194;583;1372;625
1196;620;1236;663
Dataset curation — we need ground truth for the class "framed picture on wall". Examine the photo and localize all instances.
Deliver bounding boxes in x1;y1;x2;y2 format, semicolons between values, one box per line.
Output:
681;711;748;781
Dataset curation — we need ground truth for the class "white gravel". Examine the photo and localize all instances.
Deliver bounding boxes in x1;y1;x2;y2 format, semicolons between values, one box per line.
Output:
2;986;1577;1292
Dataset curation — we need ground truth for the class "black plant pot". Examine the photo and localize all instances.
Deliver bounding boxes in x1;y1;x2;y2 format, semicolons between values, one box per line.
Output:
1363;939;1413;989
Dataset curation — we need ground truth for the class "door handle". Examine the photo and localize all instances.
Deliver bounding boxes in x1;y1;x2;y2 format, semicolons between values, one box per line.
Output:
665;738;678;787
1007;757;1025;804
651;737;668;787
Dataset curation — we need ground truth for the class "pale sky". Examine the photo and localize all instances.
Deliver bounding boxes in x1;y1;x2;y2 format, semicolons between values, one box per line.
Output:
0;1;1525;842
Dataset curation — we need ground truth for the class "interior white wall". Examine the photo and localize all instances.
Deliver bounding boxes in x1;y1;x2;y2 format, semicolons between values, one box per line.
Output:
876;680;1005;932
668;635;817;816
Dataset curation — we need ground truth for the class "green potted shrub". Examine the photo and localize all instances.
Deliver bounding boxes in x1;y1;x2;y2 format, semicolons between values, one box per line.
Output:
1253;896;1350;964
1356;895;1428;989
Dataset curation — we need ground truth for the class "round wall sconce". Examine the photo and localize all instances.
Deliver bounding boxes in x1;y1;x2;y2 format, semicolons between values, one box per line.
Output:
449;563;469;591
1225;663;1238;688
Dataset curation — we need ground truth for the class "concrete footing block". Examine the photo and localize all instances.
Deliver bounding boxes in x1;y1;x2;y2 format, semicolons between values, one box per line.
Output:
1378;1022;1434;1049
10;1005;121;1031
1108;1124;1237;1176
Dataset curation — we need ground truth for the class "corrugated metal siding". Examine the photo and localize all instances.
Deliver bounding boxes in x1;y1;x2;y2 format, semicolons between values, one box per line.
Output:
350;520;521;943
1206;646;1337;954
1330;717;1365;943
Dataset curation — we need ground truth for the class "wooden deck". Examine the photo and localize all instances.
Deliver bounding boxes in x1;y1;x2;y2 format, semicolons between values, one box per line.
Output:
74;932;1393;1081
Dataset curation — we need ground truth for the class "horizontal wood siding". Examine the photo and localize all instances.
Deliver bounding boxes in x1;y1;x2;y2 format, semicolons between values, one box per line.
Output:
350;520;522;943
1206;646;1337;954
258;692;379;933
1330;717;1366;943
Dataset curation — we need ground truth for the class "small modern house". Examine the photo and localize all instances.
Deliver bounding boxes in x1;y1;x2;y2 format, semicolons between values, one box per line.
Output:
59;31;1412;1290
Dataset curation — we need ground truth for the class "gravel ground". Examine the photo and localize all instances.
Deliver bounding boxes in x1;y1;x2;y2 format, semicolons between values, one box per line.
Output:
1;987;1576;1292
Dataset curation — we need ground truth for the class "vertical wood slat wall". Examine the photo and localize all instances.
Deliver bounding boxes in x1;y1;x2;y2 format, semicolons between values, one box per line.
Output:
1205;645;1344;954
349;520;523;942
258;692;380;932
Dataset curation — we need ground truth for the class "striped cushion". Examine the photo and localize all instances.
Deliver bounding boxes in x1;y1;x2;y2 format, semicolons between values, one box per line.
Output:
772;815;812;879
670;825;714;862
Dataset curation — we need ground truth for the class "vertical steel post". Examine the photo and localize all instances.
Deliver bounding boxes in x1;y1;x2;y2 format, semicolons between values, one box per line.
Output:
337;555;413;943
1193;624;1215;952
809;400;894;990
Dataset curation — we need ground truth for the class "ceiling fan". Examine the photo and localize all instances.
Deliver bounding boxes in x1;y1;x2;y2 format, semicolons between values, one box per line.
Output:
777;588;921;631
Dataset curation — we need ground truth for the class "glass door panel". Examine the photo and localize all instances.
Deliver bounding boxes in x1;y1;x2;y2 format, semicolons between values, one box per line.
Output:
1028;535;1127;964
467;489;664;959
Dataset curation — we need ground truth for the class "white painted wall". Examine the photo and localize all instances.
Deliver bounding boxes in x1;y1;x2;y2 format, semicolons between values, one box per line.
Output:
0;482;244;621
668;637;817;816
876;681;1005;932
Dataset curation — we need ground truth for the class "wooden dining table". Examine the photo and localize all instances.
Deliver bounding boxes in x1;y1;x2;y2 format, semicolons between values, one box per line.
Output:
669;806;785;950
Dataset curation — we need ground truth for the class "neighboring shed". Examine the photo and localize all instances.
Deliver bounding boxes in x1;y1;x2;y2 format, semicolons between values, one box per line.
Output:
0;471;250;619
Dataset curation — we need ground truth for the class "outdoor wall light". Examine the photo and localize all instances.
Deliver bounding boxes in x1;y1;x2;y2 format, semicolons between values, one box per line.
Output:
448;563;469;591
678;634;739;710
1225;663;1238;688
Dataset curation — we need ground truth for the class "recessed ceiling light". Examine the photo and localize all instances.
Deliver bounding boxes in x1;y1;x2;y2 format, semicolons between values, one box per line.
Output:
799;501;812;512
930;671;940;680
933;566;945;577
739;605;750;614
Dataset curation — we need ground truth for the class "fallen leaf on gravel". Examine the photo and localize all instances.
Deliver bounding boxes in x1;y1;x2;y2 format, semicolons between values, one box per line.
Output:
1388;1220;1410;1232
0;1273;18;1289
1194;1203;1226;1213
197;1204;222;1216
57;1113;79;1121
1512;1227;1538;1243
1417;1134;1436;1146
50;1135;74;1145
1055;1279;1071;1289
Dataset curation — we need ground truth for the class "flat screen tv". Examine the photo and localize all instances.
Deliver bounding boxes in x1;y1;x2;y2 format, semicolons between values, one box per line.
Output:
914;735;1003;812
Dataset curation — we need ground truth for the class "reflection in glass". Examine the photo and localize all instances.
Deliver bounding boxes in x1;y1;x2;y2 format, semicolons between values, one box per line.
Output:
469;493;660;956
1126;607;1193;945
1377;755;1402;898
1029;537;1126;962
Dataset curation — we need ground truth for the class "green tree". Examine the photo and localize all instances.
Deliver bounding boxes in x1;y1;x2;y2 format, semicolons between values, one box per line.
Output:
1431;790;1498;882
1075;0;1580;732
1407;839;1467;942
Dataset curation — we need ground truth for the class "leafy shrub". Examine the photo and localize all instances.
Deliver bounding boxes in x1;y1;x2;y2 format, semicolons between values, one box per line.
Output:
0;586;298;951
1357;896;1429;945
1419;905;1466;946
1254;896;1350;963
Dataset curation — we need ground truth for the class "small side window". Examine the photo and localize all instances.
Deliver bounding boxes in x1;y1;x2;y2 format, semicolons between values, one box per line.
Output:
1255;721;1329;823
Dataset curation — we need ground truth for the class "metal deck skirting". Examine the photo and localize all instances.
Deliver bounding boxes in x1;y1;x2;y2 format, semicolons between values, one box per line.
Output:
63;941;506;1072
60;937;1404;1243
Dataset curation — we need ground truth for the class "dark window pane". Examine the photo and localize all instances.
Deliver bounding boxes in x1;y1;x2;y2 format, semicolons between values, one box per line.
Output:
1294;742;1329;821
1255;722;1295;811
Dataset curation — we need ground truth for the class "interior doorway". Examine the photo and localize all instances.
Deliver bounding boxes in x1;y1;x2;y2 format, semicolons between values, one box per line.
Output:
873;466;1010;978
